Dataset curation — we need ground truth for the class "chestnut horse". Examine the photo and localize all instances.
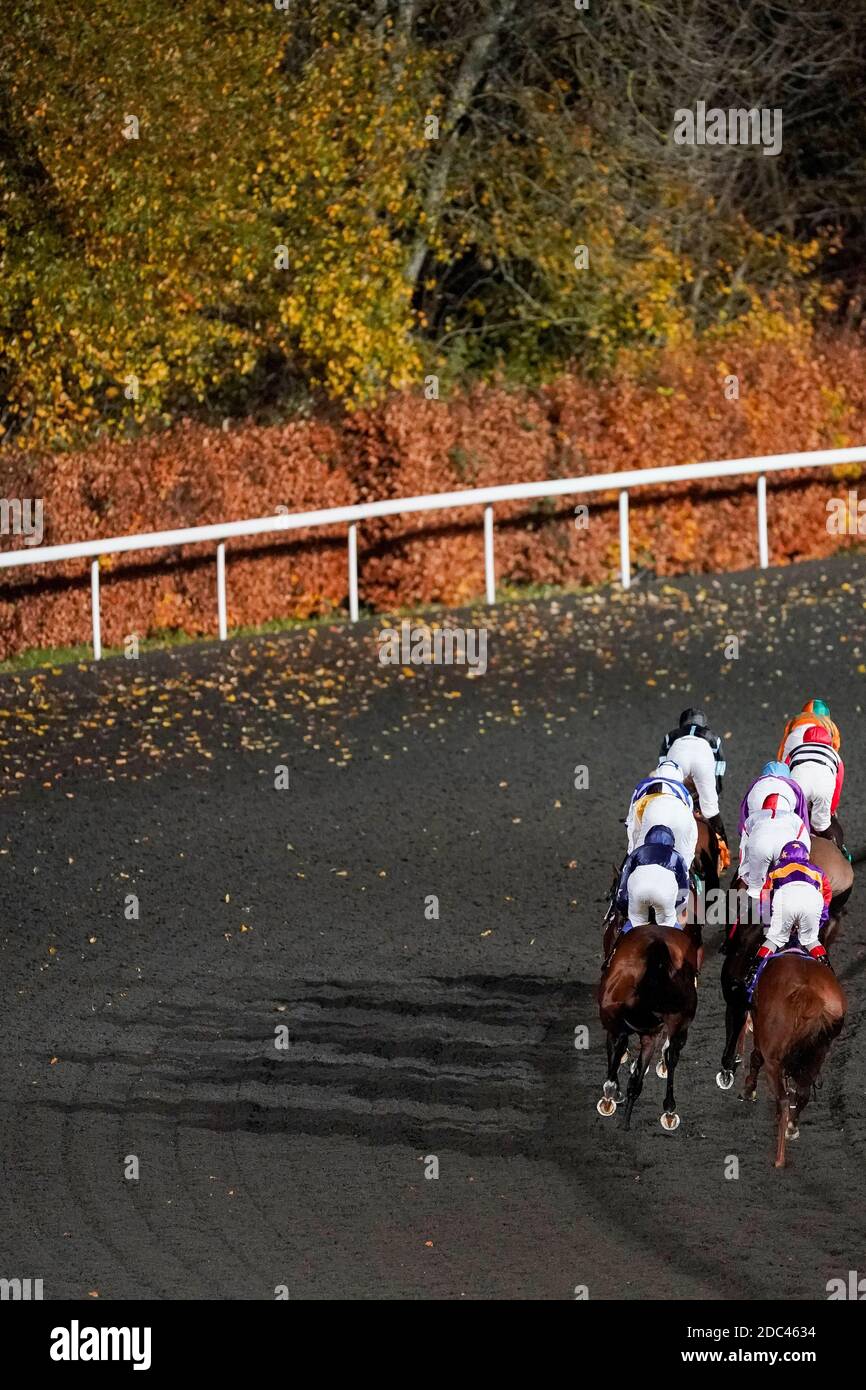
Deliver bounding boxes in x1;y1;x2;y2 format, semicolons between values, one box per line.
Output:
596;802;724;1129
717;821;852;1090
744;951;846;1167
597;919;700;1131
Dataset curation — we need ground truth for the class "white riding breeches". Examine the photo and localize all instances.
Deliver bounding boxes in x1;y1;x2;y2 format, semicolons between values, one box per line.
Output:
635;795;698;866
625;863;680;929
789;760;834;832
765;881;822;951
666;735;719;818
740;817;811;898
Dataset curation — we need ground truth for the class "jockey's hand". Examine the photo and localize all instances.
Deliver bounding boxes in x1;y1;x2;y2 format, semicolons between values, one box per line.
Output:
717;839;731;871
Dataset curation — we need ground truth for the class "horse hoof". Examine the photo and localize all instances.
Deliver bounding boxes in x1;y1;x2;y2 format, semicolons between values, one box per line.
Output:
786;1123;800;1140
656;1058;668;1079
716;1069;735;1090
660;1111;680;1131
597;1097;617;1118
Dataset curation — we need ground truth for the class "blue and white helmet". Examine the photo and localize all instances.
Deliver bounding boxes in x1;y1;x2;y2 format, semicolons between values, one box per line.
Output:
653;758;684;781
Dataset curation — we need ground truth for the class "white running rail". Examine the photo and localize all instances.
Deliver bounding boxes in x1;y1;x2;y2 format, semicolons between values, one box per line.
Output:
1;445;864;659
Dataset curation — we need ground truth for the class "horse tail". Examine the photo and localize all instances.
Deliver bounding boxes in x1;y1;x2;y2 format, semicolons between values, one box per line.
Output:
783;981;845;1083
638;936;690;1015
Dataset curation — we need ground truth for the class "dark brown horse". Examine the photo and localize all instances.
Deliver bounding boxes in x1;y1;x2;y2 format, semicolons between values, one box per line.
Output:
744;951;846;1167
597;922;699;1131
717;818;852;1089
694;811;723;894
808;831;853;947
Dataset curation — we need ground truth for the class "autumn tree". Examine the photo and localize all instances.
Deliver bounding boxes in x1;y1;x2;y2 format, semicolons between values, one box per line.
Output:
1;0;865;447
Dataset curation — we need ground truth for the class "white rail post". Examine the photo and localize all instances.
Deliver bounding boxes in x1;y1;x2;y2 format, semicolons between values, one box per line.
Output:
90;559;102;660
619;490;631;590
756;474;769;569
483;505;495;604
348;523;359;622
216;542;227;640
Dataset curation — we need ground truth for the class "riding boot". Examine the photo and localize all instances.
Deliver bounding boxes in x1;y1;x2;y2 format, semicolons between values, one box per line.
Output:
745;944;773;992
709;812;728;846
809;945;833;971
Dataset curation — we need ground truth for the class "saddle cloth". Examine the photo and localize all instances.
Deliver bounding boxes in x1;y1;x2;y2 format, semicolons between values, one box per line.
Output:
747;940;815;1001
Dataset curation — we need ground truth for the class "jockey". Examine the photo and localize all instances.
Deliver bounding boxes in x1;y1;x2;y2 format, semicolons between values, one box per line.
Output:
626;758;697;864
615;825;690;930
786;725;844;836
777;698;841;763
738;761;809;834
659;708;729;846
752;841;832;966
739;794;811;900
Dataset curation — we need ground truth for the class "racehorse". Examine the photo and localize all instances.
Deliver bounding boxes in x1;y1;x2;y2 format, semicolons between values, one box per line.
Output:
744;950;846;1167
597;926;699;1130
694;811;722;894
808;830;853;948
717;818;852;1089
597;900;700;1130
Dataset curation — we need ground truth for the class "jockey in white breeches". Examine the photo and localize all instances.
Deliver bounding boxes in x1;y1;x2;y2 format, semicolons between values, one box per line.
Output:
757;842;831;959
659;710;728;845
766;880;824;952
636;792;698;867
625;760;695;861
786;725;844;834
624;864;681;928
665;734;720;818
739;799;811;899
616;825;691;929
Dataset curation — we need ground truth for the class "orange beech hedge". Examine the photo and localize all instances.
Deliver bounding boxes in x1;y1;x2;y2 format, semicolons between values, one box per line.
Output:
1;335;865;659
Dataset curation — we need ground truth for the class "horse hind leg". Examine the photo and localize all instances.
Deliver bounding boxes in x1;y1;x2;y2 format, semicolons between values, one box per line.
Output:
623;1032;656;1130
660;1025;687;1131
742;1044;763;1102
785;1079;810;1142
597;1028;629;1115
718;995;748;1090
763;1060;790;1168
788;1044;829;1139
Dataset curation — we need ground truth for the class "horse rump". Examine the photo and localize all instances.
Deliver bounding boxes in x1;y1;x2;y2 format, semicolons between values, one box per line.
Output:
782;979;845;1086
637;934;695;1019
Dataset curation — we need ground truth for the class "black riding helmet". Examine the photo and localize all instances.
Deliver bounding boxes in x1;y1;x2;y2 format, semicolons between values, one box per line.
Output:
679;707;707;728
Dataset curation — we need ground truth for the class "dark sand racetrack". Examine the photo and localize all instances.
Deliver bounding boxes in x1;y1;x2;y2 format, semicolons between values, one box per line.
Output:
2;553;866;1301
